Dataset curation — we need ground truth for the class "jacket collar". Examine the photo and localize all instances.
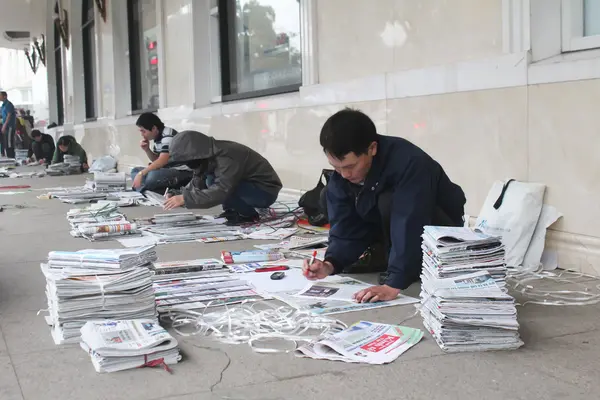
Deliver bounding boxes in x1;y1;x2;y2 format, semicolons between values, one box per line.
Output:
361;134;387;189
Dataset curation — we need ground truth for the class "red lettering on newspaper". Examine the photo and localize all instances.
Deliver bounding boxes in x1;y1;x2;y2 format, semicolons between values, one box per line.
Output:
360;334;400;353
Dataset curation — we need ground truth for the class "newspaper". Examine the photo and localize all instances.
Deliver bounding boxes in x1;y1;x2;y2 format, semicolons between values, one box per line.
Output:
295;281;371;302
296;321;423;364
80;320;181;373
274;290;418;315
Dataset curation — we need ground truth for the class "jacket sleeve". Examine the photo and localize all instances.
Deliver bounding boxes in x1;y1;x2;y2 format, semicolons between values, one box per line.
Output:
385;158;436;290
324;179;374;273
182;155;243;209
48;137;56;160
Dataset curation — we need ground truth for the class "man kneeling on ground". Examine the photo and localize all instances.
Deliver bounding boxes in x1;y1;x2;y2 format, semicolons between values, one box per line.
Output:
163;130;283;225
302;108;466;303
131;113;193;193
28;129;56;165
53;135;89;172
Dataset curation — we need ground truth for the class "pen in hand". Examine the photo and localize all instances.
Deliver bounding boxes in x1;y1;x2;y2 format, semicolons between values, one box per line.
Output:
309;250;317;267
303;250;318;279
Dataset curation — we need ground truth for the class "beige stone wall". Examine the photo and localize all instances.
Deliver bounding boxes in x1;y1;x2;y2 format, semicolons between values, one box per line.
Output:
46;0;600;276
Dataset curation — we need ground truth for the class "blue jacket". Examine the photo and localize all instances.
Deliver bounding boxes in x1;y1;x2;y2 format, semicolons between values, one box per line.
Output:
324;134;466;290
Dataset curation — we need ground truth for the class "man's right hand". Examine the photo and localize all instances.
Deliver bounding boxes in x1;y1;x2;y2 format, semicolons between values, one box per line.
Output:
140;139;150;151
302;259;334;280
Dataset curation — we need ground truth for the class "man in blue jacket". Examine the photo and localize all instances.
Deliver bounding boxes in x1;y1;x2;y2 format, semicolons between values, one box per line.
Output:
303;108;466;302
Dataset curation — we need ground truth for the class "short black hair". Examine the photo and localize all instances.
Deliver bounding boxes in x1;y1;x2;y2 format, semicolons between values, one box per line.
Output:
57;135;75;147
31;129;42;138
0;91;7;97
136;112;164;132
319;108;378;160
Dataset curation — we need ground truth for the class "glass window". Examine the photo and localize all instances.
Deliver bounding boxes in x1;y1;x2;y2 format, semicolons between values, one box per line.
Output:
82;0;97;119
127;0;160;112
219;0;302;100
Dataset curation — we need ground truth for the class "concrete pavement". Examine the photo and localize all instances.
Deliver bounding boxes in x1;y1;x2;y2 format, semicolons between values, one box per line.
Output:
0;173;599;400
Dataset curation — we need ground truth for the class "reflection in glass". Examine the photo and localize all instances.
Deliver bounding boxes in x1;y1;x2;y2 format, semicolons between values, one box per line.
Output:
129;0;160;111
232;0;302;94
584;0;600;36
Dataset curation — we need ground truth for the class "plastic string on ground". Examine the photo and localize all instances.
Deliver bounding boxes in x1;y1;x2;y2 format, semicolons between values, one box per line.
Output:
163;300;347;353
508;263;600;306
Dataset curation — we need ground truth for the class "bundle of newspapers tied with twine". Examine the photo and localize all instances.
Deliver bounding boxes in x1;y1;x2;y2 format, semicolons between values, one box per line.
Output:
151;258;261;313
68;203;139;241
80;320;181;373
419;226;524;352
67;202;127;229
139;212;242;244
93;172;127;192
41;246;158;344
47;154;82;176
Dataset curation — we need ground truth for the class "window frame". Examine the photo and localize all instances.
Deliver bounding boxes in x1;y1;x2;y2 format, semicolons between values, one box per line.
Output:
81;0;98;120
126;0;159;114
53;21;65;126
561;0;600;52
217;0;302;102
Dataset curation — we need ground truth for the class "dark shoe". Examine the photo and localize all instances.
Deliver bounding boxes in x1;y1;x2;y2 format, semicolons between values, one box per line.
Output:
342;242;388;274
218;209;237;219
224;213;260;226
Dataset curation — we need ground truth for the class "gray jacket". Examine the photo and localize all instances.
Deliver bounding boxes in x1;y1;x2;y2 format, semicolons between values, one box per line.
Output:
168;130;282;209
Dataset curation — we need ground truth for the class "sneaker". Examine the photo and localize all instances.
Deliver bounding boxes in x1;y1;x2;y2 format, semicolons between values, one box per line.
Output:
342;242;388;274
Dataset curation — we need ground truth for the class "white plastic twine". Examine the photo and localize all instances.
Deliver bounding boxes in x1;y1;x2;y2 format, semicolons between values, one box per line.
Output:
508;263;600;306
163;300;347;353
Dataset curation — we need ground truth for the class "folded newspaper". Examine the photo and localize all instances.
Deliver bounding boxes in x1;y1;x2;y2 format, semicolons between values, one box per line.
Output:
80;320;181;373
296;321;423;364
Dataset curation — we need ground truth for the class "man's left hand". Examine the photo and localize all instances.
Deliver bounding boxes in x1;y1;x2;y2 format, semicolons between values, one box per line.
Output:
353;285;400;303
1;126;6;134
164;195;185;210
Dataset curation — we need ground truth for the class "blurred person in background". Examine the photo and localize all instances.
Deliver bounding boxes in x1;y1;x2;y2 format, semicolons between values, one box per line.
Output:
52;135;89;172
0;91;16;158
28;129;56;165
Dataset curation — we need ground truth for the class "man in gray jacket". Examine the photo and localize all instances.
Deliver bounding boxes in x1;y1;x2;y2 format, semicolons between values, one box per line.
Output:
163;130;283;224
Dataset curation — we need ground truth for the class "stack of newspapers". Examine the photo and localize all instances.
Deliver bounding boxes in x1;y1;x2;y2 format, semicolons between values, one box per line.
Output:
422;226;507;287
420;226;523;352
94;172;127;192
41;246;158;344
47;155;82;176
151;259;260;312
80;320;181;373
67;203;127;233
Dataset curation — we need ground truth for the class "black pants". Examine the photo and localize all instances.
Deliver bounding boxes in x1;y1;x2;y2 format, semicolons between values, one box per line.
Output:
32;142;54;162
377;190;464;284
2;127;15;158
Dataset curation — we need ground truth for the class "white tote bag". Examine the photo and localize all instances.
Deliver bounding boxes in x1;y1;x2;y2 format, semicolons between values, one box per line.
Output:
475;179;546;268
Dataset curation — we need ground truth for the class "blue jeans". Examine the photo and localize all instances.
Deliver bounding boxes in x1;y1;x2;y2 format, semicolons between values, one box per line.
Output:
131;167;193;193
206;175;277;217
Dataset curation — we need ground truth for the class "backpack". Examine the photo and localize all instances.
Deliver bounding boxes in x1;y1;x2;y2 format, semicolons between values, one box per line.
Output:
298;169;333;226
